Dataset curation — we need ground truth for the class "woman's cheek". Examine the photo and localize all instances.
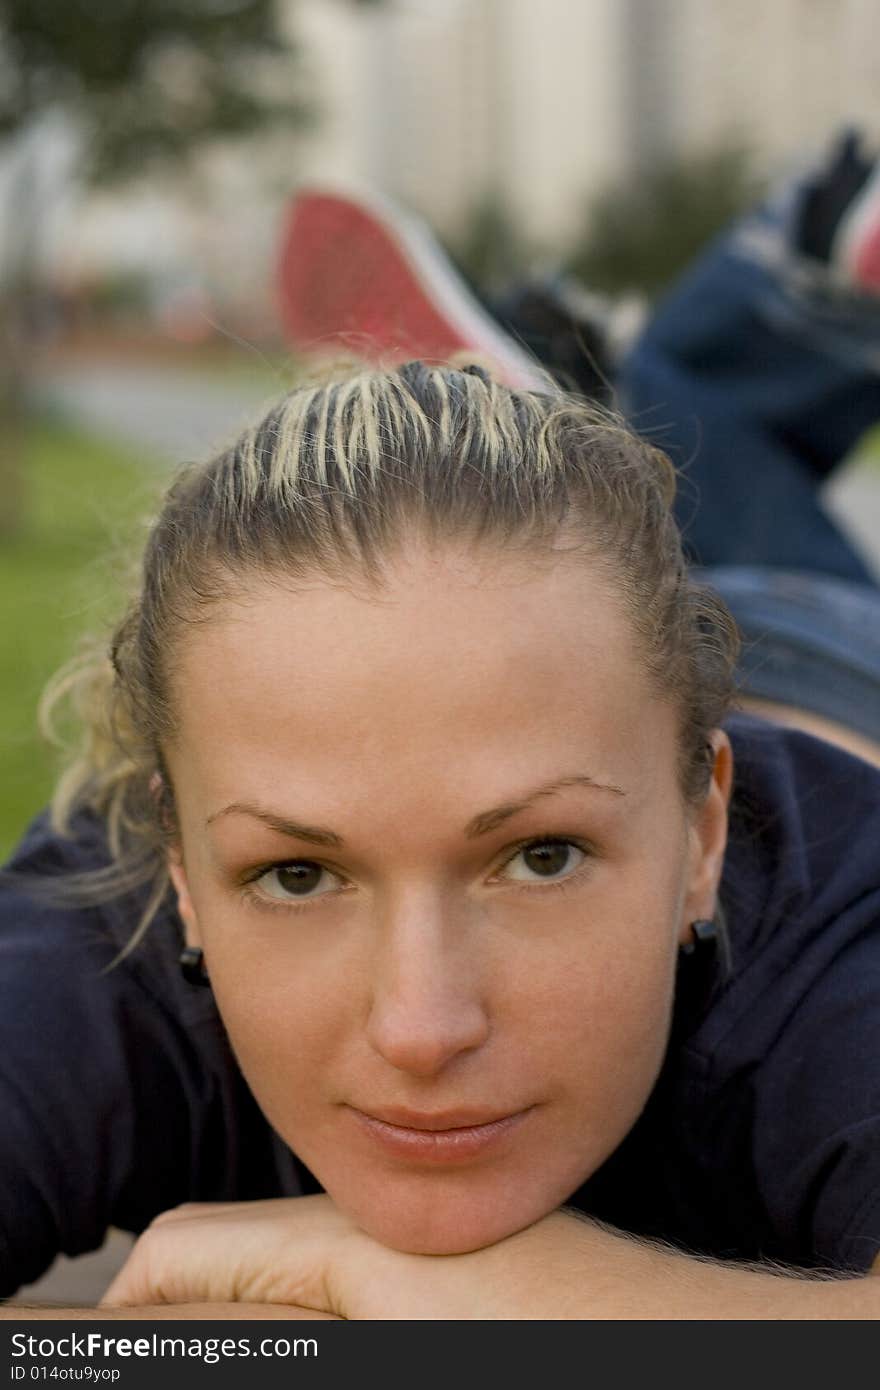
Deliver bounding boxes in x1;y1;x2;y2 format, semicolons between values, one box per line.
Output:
194;890;348;1078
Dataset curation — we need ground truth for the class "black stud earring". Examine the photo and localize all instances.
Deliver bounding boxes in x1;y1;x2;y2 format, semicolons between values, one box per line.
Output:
679;918;719;958
671;917;727;1038
178;945;210;987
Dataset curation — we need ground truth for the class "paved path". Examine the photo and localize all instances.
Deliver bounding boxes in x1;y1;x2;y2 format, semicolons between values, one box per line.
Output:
32;360;286;464
825;465;880;578
7;1231;134;1310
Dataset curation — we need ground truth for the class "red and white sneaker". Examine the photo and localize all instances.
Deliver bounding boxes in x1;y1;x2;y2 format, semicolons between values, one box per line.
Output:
794;130;880;294
833;162;880;293
277;185;547;389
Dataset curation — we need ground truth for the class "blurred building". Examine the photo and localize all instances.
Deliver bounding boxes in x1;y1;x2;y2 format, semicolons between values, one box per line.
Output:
6;0;880;334
293;0;880;251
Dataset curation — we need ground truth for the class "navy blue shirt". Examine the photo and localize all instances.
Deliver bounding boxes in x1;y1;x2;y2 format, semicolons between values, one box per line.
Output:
1;715;879;1296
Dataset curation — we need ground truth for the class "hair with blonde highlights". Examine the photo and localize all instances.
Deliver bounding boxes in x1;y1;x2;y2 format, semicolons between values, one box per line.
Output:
32;360;739;953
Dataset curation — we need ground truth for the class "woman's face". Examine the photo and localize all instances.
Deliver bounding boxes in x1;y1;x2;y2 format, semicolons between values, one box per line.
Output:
164;538;730;1254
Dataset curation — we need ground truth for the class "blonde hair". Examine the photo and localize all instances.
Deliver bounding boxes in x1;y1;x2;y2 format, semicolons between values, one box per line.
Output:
35;360;738;952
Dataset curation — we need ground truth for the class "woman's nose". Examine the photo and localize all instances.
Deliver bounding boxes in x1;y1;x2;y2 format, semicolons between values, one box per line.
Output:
365;897;491;1078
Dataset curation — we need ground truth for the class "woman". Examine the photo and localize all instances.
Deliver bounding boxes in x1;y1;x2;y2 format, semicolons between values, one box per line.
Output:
2;361;880;1319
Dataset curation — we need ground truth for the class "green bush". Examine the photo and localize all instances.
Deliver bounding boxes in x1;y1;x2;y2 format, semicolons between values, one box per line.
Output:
565;144;764;298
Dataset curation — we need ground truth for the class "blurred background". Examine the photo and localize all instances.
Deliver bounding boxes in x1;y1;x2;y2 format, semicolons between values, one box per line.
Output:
4;0;880;860
2;0;880;1301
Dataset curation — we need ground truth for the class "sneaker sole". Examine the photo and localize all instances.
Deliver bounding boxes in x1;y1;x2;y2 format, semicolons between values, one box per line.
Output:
277;185;548;390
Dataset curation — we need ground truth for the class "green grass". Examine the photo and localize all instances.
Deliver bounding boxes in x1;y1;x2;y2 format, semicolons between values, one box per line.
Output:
850;423;880;470
0;420;169;860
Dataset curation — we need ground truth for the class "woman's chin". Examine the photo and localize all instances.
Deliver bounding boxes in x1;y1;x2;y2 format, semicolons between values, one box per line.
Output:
358;1216;514;1256
334;1181;545;1256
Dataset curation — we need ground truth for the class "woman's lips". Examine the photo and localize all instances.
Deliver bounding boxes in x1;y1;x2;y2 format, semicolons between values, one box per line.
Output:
346;1105;532;1164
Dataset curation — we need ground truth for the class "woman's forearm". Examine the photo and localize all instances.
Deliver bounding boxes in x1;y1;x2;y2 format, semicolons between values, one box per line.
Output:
0;1303;339;1320
457;1212;880;1320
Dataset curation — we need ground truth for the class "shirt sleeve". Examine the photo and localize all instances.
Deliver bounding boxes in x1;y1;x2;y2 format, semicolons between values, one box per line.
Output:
0;887;136;1292
0;818;208;1298
751;899;880;1273
711;719;880;1273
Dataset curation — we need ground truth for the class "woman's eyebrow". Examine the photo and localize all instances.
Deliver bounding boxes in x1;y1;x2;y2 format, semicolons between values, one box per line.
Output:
206;775;625;846
205;804;344;845
464;774;626;837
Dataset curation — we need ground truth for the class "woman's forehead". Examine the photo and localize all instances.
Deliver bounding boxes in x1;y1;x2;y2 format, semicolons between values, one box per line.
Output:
173;547;639;706
165;550;676;811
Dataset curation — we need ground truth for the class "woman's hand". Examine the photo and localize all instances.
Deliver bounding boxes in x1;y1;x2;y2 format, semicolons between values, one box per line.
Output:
101;1195;587;1320
102;1196;361;1317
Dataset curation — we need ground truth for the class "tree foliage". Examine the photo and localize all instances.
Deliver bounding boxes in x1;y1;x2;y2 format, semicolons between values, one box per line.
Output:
446;192;534;297
0;0;311;181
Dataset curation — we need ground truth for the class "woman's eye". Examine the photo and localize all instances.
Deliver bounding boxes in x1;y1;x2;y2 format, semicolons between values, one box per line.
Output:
254;861;344;902
499;839;586;884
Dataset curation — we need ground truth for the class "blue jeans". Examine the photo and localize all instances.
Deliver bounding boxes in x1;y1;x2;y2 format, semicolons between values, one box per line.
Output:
618;198;880;582
617;185;880;741
702;566;880;744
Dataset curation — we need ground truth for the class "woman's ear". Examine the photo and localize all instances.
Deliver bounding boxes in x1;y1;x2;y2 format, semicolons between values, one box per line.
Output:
679;729;733;945
167;849;202;948
151;769;200;946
